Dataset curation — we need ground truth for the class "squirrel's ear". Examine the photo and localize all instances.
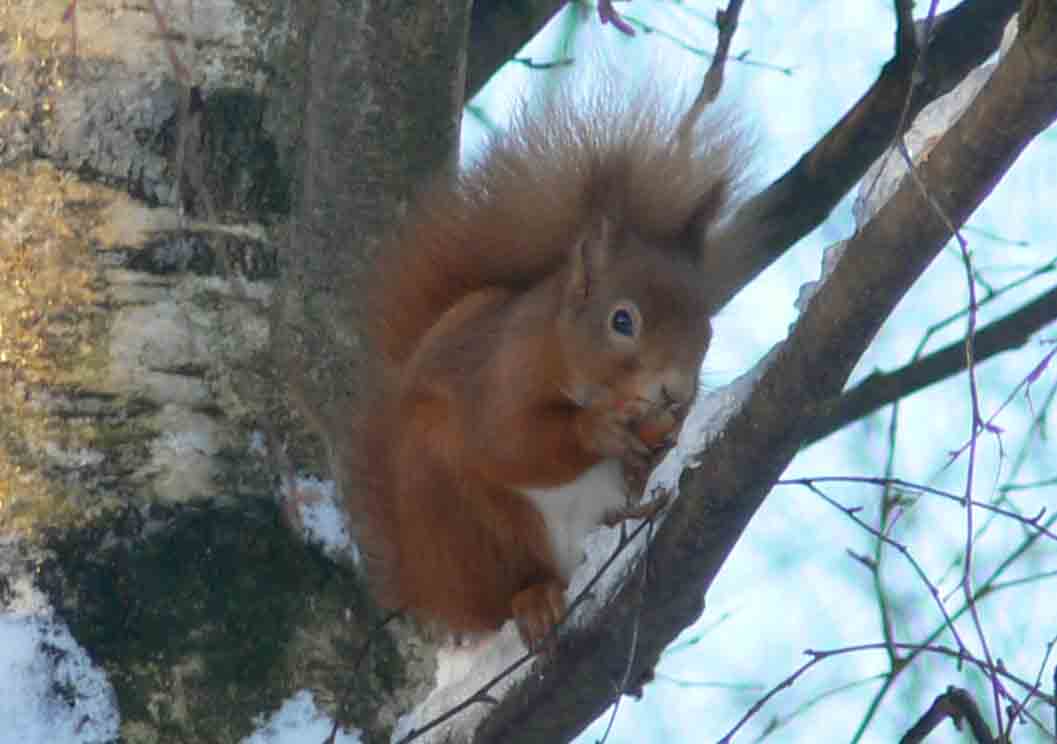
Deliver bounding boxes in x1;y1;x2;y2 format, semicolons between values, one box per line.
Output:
568;215;615;301
685;177;729;250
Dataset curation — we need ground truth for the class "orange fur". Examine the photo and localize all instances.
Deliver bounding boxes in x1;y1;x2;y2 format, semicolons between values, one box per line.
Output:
353;83;744;647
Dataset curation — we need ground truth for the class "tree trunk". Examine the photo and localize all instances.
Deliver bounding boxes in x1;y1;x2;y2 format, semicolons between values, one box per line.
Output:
0;0;454;739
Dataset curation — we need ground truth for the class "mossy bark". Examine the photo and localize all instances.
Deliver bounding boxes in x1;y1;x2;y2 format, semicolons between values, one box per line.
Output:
0;0;466;739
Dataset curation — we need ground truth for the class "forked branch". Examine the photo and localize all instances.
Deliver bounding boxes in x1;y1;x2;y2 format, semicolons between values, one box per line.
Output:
706;0;1019;309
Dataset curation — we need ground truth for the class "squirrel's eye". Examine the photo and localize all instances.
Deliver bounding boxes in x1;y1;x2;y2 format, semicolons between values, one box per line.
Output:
610;307;635;337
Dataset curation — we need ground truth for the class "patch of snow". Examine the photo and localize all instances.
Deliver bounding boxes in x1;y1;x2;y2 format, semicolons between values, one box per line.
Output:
797;16;1021;320
243;690;361;744
793;239;848;313
392;626;529;744
0;576;120;744
652;346;780;494
284;477;360;564
852;16;1021;231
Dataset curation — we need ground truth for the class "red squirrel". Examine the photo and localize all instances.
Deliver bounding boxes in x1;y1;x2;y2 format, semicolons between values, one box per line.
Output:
354;86;741;649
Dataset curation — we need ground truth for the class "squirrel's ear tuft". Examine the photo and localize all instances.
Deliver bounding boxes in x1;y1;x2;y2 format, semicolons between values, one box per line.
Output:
568;215;615;301
691;178;728;238
678;176;729;264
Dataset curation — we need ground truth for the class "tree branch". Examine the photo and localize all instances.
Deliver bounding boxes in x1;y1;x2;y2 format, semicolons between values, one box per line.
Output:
471;2;1057;740
804;284;1057;445
706;0;1020;309
466;0;566;98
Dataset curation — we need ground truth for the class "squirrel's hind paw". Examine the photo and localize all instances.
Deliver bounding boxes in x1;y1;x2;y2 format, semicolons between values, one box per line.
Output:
512;579;567;652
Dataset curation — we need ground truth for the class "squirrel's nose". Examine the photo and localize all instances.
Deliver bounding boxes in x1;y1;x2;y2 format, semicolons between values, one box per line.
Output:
659;370;696;410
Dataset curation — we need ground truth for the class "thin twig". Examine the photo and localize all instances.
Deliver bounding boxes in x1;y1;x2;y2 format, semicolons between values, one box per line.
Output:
751;675;886;744
396;504;667;744
804;284;1057;444
1004;636;1056;742
511;55;575;70
323;611;401;744
719;642;1055;744
849;507;1057;744
950;134;1005;740
947;344;1057;464
618;13;792;75
899;686;996;744
831;29;1029;718
851;5;936;736
596;517;655;743
777;477;1057;544
677;0;746;143
804;483;969;657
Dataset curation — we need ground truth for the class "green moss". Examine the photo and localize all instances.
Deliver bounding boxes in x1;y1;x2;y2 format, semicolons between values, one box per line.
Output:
191;88;291;217
38;500;397;742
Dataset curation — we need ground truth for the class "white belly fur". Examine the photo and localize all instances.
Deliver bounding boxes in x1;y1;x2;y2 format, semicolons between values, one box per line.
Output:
520;459;626;579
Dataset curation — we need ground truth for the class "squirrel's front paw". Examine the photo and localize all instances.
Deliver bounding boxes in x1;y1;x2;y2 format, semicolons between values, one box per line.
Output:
511;580;567;652
579;406;651;466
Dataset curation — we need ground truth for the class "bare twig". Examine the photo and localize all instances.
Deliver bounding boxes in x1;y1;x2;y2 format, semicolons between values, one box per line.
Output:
394;506;665;744
899;686;996;744
911;258;1053;366
804;285;1057;445
715;649;828;744
940;377;1057;586
947;140;1005;739
848;506;1057;744
1004;636;1056;742
841;6;1038;718
947;343;1057;464
778;477;1057;544
596;517;656;744
889;0;963;247
804;482;969;656
751;675;886;744
511;55;575;70
720;642;1055;744
678;0;746;141
617;13;792;75
323;611;401;744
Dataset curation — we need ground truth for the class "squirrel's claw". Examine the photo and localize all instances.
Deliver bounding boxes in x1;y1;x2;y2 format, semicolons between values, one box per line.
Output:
512;580;567;652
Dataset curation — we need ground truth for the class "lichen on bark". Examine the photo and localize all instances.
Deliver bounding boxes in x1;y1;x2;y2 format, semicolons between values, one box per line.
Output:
0;0;417;739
